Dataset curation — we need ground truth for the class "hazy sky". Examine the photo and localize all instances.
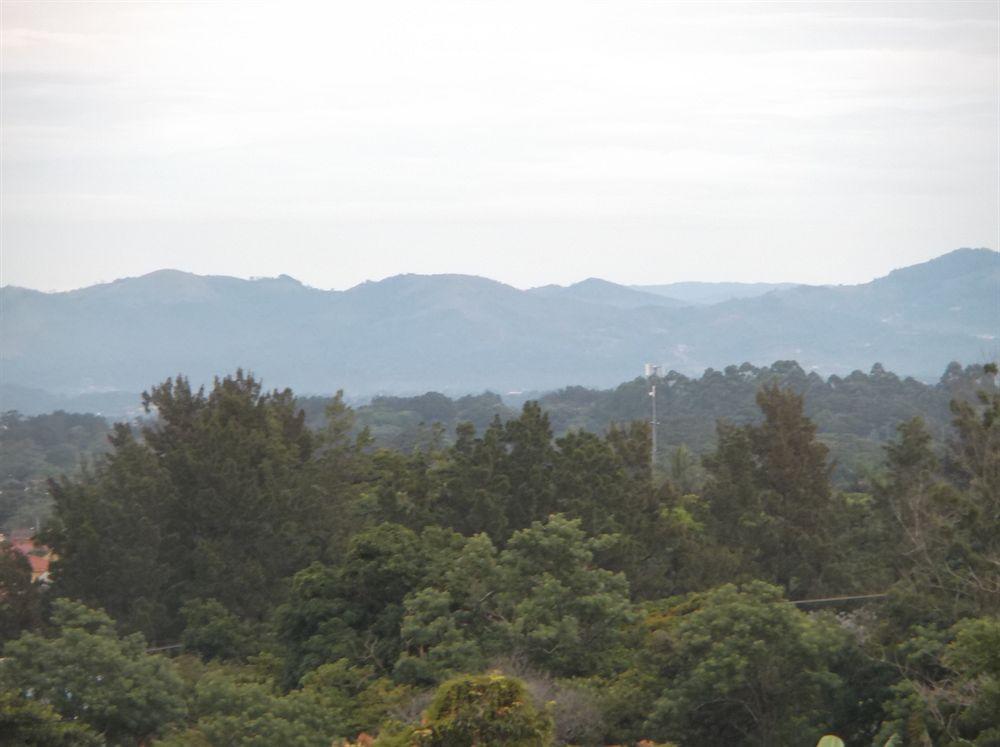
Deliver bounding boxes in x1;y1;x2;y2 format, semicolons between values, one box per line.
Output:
2;1;997;292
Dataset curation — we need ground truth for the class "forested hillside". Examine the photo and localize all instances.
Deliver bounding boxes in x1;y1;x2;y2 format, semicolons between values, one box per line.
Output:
0;411;110;532
302;361;992;486
1;365;997;745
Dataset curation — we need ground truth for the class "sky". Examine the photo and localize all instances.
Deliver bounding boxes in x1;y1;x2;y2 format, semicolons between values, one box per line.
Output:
1;1;997;292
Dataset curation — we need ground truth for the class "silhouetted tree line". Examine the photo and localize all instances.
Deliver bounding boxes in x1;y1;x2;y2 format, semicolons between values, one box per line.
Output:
303;360;993;486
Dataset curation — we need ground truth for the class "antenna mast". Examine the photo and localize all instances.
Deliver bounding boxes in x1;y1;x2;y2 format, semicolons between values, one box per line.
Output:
649;383;657;469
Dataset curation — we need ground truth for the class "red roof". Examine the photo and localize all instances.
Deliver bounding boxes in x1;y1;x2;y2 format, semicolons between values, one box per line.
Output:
27;553;50;576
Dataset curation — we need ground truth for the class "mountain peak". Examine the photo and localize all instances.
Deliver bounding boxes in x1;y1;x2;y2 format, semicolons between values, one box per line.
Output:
72;269;211;298
571;277;620;289
350;273;516;293
529;277;685;309
879;247;997;286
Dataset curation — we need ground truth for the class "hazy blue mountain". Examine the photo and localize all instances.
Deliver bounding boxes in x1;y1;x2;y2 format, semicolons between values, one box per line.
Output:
1;248;995;412
633;281;799;305
528;278;687;308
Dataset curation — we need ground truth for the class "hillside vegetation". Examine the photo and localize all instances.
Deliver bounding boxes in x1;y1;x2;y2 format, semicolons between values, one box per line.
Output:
304;360;992;486
1;364;997;745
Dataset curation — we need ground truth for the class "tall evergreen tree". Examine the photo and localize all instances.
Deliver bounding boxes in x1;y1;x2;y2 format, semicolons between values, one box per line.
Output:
702;384;839;596
753;384;837;594
43;371;356;639
501;403;557;533
425;419;508;541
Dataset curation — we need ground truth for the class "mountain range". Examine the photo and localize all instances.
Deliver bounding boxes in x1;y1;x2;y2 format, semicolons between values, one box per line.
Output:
1;248;996;414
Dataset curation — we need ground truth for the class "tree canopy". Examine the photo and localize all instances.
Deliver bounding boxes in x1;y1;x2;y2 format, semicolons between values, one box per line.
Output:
0;363;995;745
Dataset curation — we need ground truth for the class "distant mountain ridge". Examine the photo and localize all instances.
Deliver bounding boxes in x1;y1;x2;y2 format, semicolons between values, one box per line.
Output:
1;248;996;412
528;278;688;309
632;281;800;305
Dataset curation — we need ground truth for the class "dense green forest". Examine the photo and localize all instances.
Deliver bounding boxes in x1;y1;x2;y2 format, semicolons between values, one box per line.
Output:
1;363;998;746
0;361;984;531
6;360;986;536
301;360;991;486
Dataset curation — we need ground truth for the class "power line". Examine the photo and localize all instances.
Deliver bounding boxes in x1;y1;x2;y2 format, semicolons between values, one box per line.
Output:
785;592;888;606
145;643;183;653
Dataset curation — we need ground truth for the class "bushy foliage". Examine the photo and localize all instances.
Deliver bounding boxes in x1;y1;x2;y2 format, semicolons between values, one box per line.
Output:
0;688;103;746
876;617;1000;745
641;582;848;746
0;599;186;745
380;673;553;747
157;658;410;747
281;515;634;690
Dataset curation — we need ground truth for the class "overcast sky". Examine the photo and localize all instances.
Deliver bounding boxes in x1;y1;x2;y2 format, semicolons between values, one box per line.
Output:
1;1;997;292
